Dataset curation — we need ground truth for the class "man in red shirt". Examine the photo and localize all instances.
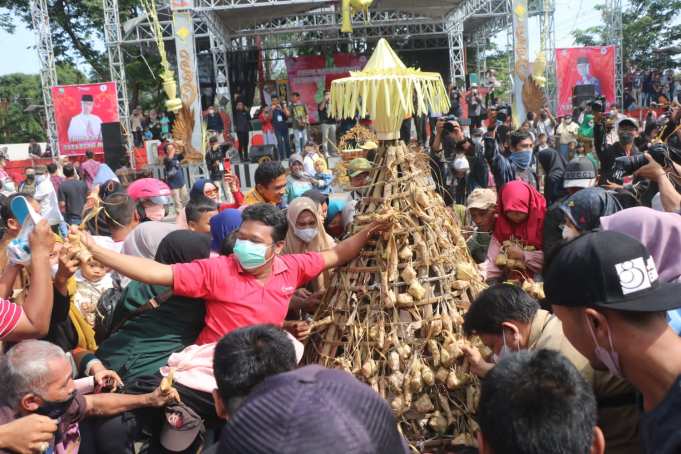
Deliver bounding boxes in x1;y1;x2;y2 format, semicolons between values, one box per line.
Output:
83;203;387;344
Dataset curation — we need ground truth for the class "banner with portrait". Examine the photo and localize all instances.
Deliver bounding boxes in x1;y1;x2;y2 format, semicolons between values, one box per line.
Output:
51;82;119;156
555;46;616;117
285;53;368;123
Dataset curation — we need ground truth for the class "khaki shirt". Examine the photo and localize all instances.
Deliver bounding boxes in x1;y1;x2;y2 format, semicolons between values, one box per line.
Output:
528;310;641;454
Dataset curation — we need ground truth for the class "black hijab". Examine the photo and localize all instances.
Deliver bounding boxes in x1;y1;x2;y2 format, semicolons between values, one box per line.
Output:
537;148;567;204
537;148;567;178
155;230;211;265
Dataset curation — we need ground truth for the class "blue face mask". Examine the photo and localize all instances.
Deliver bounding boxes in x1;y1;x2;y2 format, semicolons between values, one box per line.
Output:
233;239;272;270
509;150;533;170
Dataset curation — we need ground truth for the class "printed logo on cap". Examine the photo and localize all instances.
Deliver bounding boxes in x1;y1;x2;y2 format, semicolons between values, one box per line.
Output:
615;257;659;295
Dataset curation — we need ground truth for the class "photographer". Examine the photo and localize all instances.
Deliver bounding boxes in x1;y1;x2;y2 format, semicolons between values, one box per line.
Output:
593;103;642;186
271;96;291;160
205;136;232;203
466;86;484;129
431;118;465;205
634;106;681;213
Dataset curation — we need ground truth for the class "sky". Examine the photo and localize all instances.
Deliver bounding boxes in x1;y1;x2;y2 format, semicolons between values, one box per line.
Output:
0;2;606;77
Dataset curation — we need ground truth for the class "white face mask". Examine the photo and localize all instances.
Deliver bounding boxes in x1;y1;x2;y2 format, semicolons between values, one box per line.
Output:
492;328;518;363
586;316;623;378
294;227;318;243
36;174;48;184
562;224;580;241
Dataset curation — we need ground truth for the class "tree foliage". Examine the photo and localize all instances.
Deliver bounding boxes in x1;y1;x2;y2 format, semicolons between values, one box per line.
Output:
572;0;681;69
0;0;140;80
0;64;87;143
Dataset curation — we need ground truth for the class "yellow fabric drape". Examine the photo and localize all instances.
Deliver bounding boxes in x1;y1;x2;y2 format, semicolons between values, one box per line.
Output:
66;275;97;351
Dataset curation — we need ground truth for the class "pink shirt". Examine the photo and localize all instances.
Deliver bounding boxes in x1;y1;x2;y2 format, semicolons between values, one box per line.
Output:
484;236;544;280
172;252;325;345
0;299;22;339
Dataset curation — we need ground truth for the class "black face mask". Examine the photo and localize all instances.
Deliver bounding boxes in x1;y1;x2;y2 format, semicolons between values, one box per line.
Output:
619;133;635;145
35;391;76;419
25;174;35;182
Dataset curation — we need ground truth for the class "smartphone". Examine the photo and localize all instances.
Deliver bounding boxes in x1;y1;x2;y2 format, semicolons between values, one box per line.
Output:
223;159;231;175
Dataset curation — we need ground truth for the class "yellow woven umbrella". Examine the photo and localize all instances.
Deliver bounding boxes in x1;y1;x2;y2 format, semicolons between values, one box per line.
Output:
330;38;450;140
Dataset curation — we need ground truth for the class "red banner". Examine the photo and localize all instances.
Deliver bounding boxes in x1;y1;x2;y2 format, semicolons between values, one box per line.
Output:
555;46;616;117
51;82;119;156
285;53;368;123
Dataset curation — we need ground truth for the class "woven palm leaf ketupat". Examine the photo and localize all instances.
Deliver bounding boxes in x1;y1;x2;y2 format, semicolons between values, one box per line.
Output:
305;39;486;452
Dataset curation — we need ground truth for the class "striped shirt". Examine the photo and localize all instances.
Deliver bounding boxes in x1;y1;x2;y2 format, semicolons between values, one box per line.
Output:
0;299;22;339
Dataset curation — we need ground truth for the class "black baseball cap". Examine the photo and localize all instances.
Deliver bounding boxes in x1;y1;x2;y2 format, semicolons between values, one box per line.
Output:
563;156;597;189
545;231;681;312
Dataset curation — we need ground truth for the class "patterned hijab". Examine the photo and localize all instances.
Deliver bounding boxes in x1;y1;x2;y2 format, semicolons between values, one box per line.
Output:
283;197;335;291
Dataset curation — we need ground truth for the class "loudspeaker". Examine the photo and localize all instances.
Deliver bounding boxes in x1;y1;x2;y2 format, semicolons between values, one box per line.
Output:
572;84;596;108
101;122;124;171
248;144;277;163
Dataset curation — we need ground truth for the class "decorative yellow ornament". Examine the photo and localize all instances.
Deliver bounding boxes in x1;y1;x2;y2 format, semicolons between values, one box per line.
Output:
330;39;450;140
531;51;547;88
341;0;374;33
176;26;190;41
141;0;182;113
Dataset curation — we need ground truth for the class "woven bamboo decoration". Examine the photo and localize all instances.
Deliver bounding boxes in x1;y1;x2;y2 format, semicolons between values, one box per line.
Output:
329;39;450;140
307;40;485;452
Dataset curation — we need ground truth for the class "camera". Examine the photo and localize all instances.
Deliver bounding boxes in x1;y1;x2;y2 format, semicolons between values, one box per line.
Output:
439;114;459;122
590;96;607;113
614;143;669;177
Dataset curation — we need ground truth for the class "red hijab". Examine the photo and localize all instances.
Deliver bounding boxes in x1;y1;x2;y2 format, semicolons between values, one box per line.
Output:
493;180;547;249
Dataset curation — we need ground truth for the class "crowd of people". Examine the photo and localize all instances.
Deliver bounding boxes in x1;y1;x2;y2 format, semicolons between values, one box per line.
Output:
0;77;679;454
624;67;681;109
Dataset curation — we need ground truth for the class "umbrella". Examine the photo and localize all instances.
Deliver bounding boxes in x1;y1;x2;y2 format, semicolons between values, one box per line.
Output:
329;38;450;140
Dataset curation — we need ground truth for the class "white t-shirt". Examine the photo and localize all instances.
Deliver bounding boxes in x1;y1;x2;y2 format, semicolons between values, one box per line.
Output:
556;122;579;145
34;176;63;225
67;113;103;142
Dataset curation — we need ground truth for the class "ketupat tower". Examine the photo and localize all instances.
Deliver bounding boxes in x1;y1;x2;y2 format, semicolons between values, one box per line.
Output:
305;39;486;452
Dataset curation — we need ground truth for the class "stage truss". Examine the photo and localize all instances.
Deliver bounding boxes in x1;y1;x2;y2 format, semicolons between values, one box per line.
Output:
32;0;583;150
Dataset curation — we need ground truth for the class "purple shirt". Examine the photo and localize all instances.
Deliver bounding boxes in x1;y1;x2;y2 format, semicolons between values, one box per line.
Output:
50;174;64;194
80;159;101;188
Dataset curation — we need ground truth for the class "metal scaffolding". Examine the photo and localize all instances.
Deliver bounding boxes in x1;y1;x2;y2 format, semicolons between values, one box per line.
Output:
95;0;555;144
103;0;133;152
447;18;465;87
538;0;557;111
202;10;234;124
29;0;58;154
606;0;624;108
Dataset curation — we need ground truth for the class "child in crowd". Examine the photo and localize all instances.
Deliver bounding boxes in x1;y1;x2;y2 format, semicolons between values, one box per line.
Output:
312;158;333;196
185;197;219;234
74;256;114;327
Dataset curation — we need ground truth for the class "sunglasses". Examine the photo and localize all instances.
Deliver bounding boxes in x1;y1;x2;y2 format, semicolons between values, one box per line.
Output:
204;188;219;197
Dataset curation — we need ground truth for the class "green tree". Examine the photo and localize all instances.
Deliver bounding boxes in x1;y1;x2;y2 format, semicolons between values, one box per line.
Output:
0;63;87;142
0;0;140;80
572;0;681;69
484;50;513;103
